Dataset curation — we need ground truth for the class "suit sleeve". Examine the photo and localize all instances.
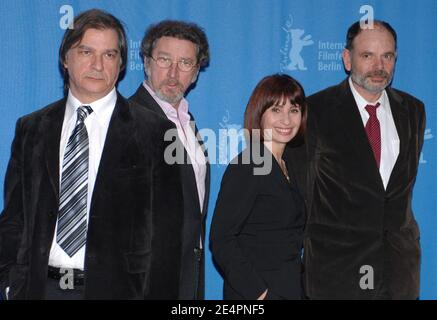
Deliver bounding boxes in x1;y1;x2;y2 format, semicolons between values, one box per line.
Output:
0;119;24;294
210;162;267;299
145;120;184;299
305;98;320;218
417;100;426;157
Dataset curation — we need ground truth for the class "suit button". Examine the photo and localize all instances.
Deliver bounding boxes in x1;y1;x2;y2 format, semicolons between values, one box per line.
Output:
40;248;48;256
194;247;202;261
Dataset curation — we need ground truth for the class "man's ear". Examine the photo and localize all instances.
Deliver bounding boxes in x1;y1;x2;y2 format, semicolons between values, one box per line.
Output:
342;49;352;72
144;57;151;78
63;53;69;69
191;69;200;84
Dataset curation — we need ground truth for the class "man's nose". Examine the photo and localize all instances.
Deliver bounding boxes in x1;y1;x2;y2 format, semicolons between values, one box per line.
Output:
374;56;385;70
91;54;104;71
167;61;179;78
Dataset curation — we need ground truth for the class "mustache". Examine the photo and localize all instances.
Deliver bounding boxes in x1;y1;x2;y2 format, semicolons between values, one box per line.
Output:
365;70;390;78
84;72;105;79
161;79;183;89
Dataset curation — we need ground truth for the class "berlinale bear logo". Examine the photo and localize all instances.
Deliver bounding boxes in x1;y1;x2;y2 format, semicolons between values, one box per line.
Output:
281;15;314;72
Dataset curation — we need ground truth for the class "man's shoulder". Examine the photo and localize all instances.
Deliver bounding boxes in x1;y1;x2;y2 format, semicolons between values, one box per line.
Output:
128;84;170;118
128;84;147;103
388;87;424;108
386;87;425;123
128;84;155;109
18;98;66;125
128;99;175;137
306;80;347;113
307;81;345;103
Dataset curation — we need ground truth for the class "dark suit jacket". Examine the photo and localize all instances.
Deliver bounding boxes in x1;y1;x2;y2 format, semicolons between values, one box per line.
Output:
129;85;210;300
304;79;425;299
0;92;184;299
210;147;306;300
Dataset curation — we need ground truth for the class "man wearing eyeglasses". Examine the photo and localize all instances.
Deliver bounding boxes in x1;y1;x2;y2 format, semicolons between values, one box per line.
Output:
129;20;210;300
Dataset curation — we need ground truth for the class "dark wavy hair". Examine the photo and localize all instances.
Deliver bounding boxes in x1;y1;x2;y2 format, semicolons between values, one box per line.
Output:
140;20;210;68
244;74;307;145
59;9;127;94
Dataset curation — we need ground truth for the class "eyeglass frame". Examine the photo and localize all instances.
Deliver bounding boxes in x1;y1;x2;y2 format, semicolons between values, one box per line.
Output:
148;55;198;72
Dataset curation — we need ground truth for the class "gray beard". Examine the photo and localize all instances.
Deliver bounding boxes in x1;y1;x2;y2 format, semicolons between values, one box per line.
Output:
155;89;184;106
350;71;393;94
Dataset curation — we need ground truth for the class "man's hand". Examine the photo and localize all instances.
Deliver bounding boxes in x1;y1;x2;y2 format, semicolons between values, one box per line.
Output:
257;289;268;300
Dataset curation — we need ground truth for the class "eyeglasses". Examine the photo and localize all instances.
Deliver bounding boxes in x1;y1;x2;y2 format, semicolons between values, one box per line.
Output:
149;56;197;72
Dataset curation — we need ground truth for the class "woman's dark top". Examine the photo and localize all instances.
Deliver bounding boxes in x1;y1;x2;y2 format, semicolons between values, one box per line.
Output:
210;146;305;300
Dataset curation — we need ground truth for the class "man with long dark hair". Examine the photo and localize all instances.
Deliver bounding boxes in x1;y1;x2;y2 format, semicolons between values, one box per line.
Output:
0;9;183;300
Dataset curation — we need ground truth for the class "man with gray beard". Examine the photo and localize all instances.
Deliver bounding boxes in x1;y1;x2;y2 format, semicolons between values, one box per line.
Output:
303;20;425;299
129;20;210;300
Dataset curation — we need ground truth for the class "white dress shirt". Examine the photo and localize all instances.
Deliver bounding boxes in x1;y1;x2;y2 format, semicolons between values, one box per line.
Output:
348;77;399;189
143;81;207;211
48;88;117;270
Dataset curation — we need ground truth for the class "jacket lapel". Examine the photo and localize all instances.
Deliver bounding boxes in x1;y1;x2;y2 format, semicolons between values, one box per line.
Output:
259;145;292;191
43;98;67;202
189;118;210;216
334;79;385;191
90;93;134;212
385;88;410;193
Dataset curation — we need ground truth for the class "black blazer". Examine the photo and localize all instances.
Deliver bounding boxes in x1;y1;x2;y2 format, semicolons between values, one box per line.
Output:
304;79;425;299
210;147;305;300
129;85;210;300
0;93;184;299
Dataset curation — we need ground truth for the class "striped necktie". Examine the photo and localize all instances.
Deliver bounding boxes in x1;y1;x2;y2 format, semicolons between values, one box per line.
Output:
56;105;93;257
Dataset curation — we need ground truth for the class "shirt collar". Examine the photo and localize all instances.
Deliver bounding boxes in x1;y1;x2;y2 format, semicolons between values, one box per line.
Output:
66;88;117;125
348;76;388;113
142;80;191;125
